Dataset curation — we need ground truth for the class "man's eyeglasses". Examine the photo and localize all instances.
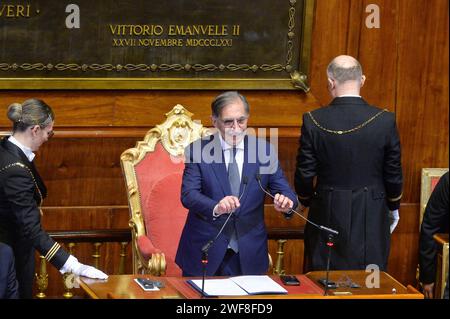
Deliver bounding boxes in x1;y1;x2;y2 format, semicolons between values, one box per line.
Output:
47;130;54;139
219;116;248;128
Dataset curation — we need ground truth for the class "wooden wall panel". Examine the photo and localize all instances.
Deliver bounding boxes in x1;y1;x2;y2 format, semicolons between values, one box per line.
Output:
309;0;354;105
41;207;130;230
358;0;398;111
0;0;448;292
395;0;449;203
388;204;421;285
36;138;134;206
0;90;318;128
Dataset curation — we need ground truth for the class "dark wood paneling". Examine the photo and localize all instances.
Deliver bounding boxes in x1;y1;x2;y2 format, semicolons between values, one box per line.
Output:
36;138;134;206
0;90;319;128
41;207;130;229
358;0;398;111
395;0;449;203
388;204;421;286
309;0;353;105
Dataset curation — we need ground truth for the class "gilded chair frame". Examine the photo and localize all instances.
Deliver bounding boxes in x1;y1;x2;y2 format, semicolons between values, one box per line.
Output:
120;105;211;274
419;168;449;228
417;168;449;297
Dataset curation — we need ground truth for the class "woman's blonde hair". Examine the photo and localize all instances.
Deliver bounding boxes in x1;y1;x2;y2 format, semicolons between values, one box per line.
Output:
7;99;54;132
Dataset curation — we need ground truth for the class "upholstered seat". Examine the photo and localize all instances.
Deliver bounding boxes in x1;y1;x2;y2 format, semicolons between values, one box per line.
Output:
120;105;210;275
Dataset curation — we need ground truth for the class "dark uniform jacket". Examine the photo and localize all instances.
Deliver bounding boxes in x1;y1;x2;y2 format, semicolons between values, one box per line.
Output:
419;172;449;285
0;137;69;298
295;97;403;271
0;242;19;299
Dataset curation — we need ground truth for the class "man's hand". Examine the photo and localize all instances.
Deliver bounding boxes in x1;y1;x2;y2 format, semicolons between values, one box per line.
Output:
423;282;435;299
273;194;294;213
215;196;240;216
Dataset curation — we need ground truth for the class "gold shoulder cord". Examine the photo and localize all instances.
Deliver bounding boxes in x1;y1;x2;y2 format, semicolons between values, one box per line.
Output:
307;109;388;135
0;162;44;216
0;162;62;262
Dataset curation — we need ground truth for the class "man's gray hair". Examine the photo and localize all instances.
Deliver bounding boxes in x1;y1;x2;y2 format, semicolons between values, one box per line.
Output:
211;91;249;118
327;60;363;83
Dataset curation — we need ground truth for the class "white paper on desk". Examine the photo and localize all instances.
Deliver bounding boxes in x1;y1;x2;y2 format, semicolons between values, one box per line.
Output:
230;275;287;294
189;278;248;296
188;275;287;296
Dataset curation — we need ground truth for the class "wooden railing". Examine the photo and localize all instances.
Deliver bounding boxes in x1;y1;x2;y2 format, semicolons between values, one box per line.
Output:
268;227;304;275
36;229;131;298
36;227;303;298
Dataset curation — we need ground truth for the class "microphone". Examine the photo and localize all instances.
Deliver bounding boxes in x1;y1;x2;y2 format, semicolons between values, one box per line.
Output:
255;173;338;296
201;176;248;253
255;174;338;236
200;176;248;298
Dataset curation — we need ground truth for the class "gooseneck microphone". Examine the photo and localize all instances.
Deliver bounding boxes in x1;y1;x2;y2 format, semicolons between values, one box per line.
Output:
255;173;338;295
255;174;338;236
200;176;248;297
201;176;248;253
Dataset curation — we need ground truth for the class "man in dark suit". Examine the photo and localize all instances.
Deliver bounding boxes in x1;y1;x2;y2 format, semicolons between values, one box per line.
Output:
176;91;297;276
419;171;449;299
295;55;403;271
0;243;19;299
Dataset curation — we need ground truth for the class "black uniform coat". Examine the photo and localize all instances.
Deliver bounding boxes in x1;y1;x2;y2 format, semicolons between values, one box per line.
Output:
0;137;69;298
295;97;403;271
419;172;449;285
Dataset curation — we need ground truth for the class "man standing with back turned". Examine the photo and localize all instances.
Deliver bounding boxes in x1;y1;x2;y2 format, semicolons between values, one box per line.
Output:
295;55;403;271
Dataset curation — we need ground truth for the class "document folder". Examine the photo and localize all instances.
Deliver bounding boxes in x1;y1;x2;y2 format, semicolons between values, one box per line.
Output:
187;275;288;297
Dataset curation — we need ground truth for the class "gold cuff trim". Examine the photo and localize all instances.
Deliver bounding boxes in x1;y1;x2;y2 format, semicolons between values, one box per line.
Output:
45;243;61;262
298;194;311;200
387;193;403;202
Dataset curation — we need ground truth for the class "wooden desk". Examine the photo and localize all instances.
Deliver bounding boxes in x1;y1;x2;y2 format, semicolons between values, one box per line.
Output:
305;270;423;299
79;271;423;299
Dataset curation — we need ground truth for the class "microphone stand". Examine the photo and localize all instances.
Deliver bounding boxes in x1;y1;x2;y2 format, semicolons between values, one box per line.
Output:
324;234;335;296
199;177;248;298
255;174;338;295
201;243;212;298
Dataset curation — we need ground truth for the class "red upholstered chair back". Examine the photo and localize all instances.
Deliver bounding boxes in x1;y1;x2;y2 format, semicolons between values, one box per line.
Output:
120;105;210;275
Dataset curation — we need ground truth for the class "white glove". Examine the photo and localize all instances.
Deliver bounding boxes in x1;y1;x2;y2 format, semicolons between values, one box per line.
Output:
389;210;400;233
60;255;108;279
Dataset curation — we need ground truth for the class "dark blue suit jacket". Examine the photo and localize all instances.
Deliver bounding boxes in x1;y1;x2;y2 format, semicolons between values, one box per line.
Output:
175;134;297;276
0;242;19;299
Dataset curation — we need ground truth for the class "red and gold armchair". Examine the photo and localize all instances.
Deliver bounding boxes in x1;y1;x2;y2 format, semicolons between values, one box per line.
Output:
120;105;211;275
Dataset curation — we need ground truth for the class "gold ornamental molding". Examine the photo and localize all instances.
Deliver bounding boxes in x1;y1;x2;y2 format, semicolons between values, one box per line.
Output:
0;0;314;91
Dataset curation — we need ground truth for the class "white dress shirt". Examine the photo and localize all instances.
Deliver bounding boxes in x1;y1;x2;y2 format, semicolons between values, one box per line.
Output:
8;135;35;162
212;134;245;217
